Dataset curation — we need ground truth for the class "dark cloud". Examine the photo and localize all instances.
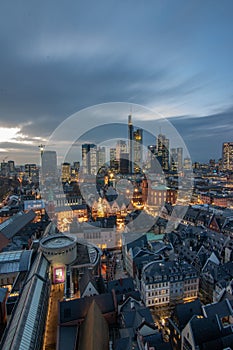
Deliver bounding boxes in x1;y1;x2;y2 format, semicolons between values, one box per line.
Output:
170;107;233;162
0;1;233;163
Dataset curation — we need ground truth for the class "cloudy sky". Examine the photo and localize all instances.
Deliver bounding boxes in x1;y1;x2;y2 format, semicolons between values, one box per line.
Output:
0;0;233;164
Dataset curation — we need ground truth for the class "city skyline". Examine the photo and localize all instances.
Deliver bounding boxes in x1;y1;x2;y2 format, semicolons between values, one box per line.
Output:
0;137;231;168
1;3;233;349
0;1;233;164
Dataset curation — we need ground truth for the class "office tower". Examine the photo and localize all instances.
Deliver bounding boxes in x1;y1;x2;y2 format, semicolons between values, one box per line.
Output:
170;147;183;172
163;138;169;171
82;144;89;174
170;148;178;172
177;147;183;171
133;128;143;172
7;160;15;174
82;144;97;175
90;145;97;175
116;141;128;172
128;115;133;173
61;162;71;182
97;147;106;171
157;134;169;171
116;140;127;161
0;162;8;176
41;150;57;178
119;153;129;174
222;142;233;171
183;157;192;170
25;163;37;179
73;161;80;171
110;147;118;170
147;145;157;172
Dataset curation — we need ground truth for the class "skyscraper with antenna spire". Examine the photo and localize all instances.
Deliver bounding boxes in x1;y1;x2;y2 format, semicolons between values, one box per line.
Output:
128;114;133;173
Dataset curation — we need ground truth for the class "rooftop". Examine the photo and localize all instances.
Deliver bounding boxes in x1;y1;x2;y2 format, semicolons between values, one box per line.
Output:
0;252;50;350
40;234;76;249
0;250;33;275
0;210;36;239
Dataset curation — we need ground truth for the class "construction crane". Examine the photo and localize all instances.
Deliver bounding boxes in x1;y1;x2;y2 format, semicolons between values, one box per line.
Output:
38;144;45;157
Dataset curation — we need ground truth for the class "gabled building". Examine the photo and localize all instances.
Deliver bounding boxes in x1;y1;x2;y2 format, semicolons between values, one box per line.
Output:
200;261;233;304
140;261;199;317
168;299;203;350
107;277;141;305
77;300;109;350
181;299;233;350
122;233;148;277
79;269;101;298
59;292;117;327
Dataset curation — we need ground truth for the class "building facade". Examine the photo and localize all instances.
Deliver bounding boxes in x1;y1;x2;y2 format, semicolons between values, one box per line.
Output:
41;150;57;179
222;142;233;171
140;261;199;316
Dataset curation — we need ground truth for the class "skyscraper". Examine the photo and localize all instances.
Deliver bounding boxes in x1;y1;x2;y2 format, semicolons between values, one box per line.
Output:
170;147;183;172
41;151;57;178
183;157;192;170
157;134;169;171
128;114;133;173
82;144;97;175
177;147;183;171
222;142;233;171
25;163;37;180
7;160;15;174
97;147;106;171
116;140;127;161
133;128;143;172
170;148;178;172
109;147;118;171
119;153;129;174
61;162;71;182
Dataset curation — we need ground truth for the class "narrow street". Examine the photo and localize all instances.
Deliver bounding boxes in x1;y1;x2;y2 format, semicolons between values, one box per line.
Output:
43;284;64;350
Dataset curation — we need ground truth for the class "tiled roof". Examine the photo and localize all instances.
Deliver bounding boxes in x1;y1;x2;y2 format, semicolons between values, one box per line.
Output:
59;293;115;324
0;250;33;274
0;210;36;239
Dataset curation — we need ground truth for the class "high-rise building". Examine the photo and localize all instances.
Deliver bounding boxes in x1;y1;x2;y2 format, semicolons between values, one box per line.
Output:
128;115;133;173
222;142;233;171
7;160;15;174
157;134;169;171
133;128;143;172
0;162;8;176
170;148;178;172
97;147;106;171
147;145;157;172
25;163;37;180
177;147;183;170
183;157;192;170
0;160;15;176
116;140;127;162
89;145;97;175
82;144;97;175
41;151;57;178
119;153;129;174
82;144;89;175
110;148;118;170
73;161;80;171
61;162;71;182
170;147;183;172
